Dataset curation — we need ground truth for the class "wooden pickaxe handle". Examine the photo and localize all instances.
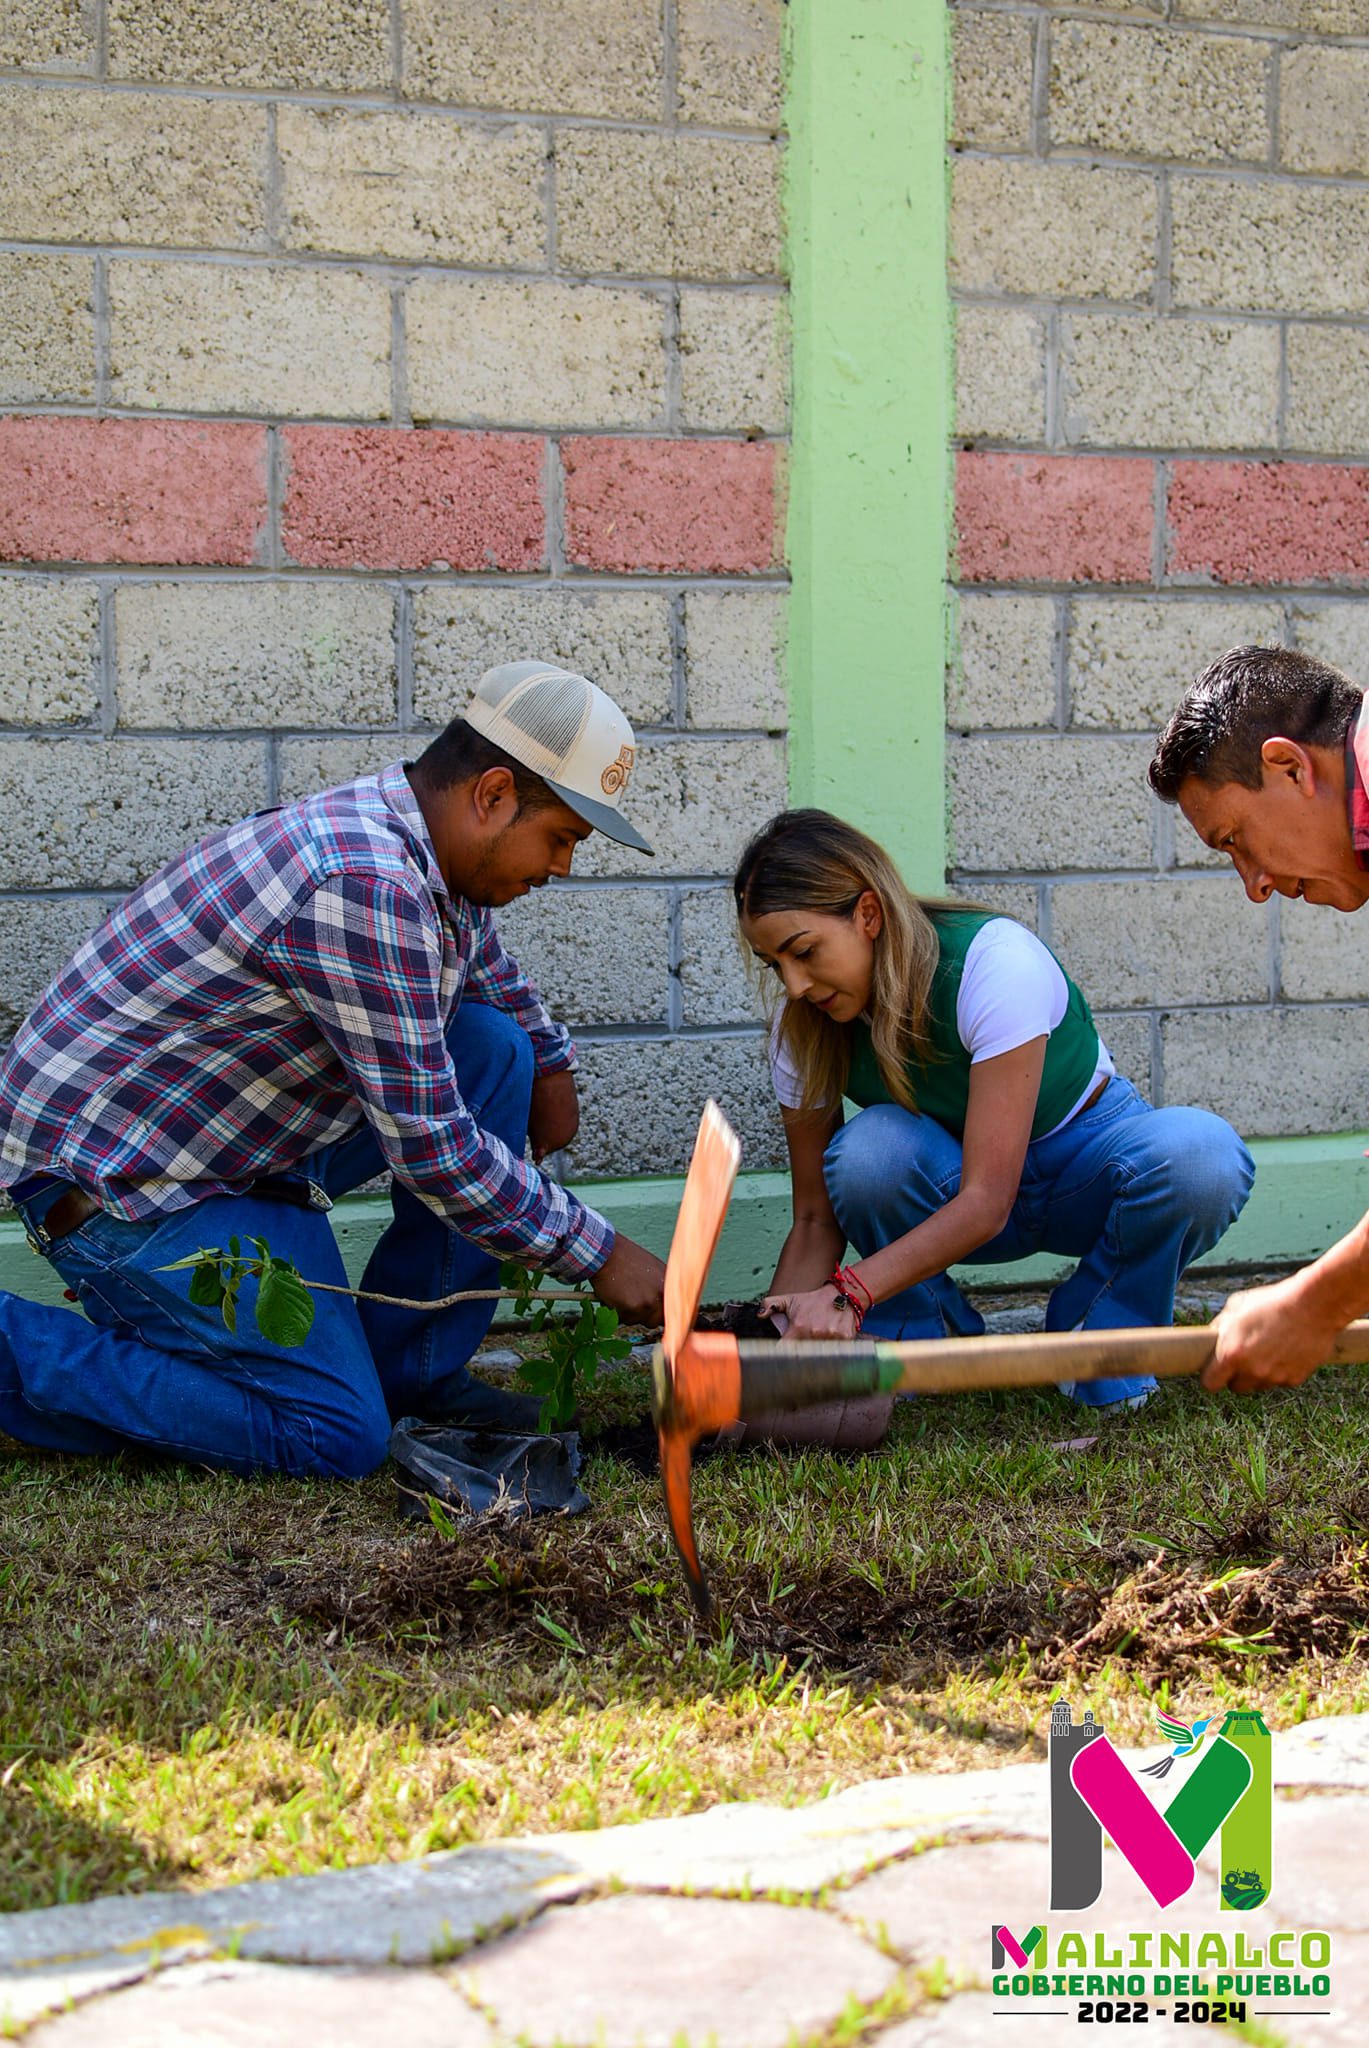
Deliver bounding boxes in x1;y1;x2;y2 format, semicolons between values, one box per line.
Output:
653;1319;1369;1620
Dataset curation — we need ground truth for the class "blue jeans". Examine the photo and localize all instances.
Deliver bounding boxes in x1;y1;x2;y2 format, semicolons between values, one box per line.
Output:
823;1077;1255;1407
0;1002;534;1476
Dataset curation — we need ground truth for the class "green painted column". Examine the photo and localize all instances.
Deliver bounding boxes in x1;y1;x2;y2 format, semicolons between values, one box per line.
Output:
785;0;951;892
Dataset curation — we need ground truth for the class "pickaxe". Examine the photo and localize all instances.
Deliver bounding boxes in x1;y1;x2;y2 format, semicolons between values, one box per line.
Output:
653;1101;1369;1621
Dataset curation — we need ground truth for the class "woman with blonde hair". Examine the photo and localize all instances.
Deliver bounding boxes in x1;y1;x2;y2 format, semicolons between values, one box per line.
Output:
734;810;1253;1409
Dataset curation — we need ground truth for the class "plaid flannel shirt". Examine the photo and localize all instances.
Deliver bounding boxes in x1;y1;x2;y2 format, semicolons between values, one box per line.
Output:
0;762;613;1279
1349;703;1369;870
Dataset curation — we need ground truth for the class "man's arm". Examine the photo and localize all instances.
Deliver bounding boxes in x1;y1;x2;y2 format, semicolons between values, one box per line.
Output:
1204;1212;1369;1391
261;873;606;1279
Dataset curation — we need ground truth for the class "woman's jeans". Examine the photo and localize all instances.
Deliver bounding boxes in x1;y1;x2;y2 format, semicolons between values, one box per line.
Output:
824;1077;1255;1408
0;1002;534;1477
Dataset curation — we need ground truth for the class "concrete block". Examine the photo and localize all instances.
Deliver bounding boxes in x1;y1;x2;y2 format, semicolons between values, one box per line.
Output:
0;252;95;405
277;108;546;268
0;88;266;249
679;290;788;434
0;576;100;727
404;0;663;121
954;305;1046;445
0;895;110;1039
564;1032;784;1175
1049;21;1269;164
955;452;1153;586
116;581;396;729
951;10;1034;150
1290;598;1369;685
1161;1004;1369;1136
493;885;670;1025
562;436;779;574
951;158;1157;303
1167;461;1369;588
684;589;786;730
407;276;666;430
948;593;1056;732
1061;314;1279;452
413;587;674;728
676;0;783;129
277;735;401;804
1176;0;1364;22
0;417;267;569
0;738;265;889
1091;1009;1152;1095
1281;44;1369;175
1281;898;1369;1001
679;884;763;1025
108;0;391;90
1172;177;1369;318
948;734;1157;872
1049;876;1268;1008
1068;597;1284;732
961;882;1040;932
108;261;391;420
571;735;786;879
1286;325;1369;459
556;131;781;281
0;0;95;70
282;427;545;572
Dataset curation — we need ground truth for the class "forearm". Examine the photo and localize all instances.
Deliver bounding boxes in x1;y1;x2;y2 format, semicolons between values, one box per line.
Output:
1282;1214;1369;1327
850;1184;1010;1307
769;1216;845;1297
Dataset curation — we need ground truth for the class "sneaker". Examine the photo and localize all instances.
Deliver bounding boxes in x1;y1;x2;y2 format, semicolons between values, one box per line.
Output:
1057;1380;1155;1414
429;1373;549;1434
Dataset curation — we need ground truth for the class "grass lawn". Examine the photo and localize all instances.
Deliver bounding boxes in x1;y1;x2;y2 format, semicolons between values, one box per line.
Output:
3;1310;1368;1917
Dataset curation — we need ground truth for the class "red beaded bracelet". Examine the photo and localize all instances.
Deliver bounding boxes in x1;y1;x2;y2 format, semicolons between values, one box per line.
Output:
828;1263;871;1333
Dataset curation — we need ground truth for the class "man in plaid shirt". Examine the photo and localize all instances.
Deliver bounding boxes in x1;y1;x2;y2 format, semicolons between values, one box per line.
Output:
1151;643;1369;1399
0;662;666;1478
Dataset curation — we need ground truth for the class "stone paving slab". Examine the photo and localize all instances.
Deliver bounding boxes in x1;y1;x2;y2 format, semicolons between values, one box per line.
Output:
0;1954;153;2033
451;1892;898;2048
0;1844;587;1972
24;1959;493;2047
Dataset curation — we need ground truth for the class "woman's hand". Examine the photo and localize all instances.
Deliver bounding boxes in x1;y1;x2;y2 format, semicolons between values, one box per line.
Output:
1203;1272;1345;1393
760;1282;861;1340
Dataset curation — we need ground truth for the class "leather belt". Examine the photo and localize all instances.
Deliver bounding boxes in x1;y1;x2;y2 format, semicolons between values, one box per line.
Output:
42;1186;102;1242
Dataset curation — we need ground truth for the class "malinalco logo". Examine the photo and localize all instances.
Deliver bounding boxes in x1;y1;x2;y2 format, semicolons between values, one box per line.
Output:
1047;1702;1273;1913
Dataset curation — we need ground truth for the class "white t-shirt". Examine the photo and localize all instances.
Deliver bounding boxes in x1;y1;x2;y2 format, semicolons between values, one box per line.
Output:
768;917;1114;1138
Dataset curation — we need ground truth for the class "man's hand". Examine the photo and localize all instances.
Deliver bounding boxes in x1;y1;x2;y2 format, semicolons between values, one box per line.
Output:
1203;1271;1345;1393
761;1284;860;1341
590;1233;665;1326
528;1069;579;1163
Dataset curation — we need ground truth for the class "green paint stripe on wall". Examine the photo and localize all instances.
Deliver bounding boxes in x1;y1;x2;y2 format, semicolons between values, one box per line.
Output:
785;0;951;890
2;1135;1359;1318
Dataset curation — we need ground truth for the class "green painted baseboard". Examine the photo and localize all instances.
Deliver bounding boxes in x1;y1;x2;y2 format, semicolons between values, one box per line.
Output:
3;1133;1367;1317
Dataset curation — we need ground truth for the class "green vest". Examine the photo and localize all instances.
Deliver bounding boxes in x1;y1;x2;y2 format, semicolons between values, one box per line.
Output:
845;912;1100;1140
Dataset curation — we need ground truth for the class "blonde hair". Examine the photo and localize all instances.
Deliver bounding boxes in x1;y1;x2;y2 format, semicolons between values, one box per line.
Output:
733;809;968;1116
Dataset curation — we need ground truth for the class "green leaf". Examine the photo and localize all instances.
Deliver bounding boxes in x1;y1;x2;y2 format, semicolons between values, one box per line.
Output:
595;1304;619;1341
188;1263;227;1308
517;1356;557;1395
426;1494;458;1541
221;1292;238;1335
159;1250;221;1273
228;1236;241;1260
255;1264;315;1348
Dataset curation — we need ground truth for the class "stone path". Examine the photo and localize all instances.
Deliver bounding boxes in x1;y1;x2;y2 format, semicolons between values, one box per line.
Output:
3;1715;1367;2045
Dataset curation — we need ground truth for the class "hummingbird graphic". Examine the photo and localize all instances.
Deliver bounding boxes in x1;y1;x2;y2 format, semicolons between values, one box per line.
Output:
1140;1712;1215;1778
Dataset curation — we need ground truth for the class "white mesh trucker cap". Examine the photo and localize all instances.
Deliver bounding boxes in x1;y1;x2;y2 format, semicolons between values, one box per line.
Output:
465;660;653;855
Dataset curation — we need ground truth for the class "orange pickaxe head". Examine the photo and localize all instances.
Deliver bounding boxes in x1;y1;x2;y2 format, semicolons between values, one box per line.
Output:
654;1101;742;1620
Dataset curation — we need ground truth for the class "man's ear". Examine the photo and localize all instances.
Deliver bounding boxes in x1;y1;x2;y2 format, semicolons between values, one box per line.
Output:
856;888;884;940
1260;735;1317;792
470;765;518;826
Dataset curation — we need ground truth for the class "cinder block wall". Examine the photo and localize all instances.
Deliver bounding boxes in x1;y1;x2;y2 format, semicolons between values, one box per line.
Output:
0;0;789;1180
950;0;1369;1138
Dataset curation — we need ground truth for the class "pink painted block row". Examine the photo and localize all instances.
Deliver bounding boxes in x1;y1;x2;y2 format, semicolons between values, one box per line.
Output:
562;436;781;574
0;419;780;575
0;417;269;566
958;451;1369;588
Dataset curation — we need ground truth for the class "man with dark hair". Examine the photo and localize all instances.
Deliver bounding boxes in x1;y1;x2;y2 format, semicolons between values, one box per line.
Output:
1151;643;1369;1392
0;661;666;1476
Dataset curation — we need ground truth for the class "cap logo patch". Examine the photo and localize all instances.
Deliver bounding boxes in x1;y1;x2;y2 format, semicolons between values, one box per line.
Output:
601;744;635;796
